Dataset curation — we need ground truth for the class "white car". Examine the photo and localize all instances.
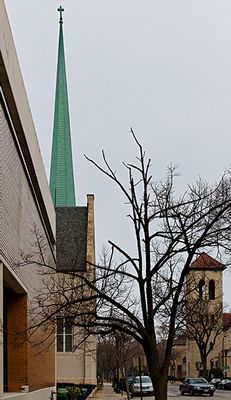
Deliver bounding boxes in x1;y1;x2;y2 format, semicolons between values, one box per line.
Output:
130;375;154;397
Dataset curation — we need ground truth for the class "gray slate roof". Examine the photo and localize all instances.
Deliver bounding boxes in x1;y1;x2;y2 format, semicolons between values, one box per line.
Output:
56;207;87;271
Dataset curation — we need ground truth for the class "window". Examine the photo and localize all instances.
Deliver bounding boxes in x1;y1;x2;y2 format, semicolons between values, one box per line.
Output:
57;317;73;352
209;280;215;300
199;279;205;299
209;342;214;350
177;365;182;373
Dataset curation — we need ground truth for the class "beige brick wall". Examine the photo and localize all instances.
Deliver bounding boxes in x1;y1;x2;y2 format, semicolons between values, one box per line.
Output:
86;194;96;384
86;194;95;268
171;344;187;378
218;329;231;377
0;101;56;391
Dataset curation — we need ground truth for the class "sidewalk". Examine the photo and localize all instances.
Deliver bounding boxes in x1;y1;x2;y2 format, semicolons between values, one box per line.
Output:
92;383;128;400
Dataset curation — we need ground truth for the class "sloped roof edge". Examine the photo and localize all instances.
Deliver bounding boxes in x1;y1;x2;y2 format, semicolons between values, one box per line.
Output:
189;252;225;271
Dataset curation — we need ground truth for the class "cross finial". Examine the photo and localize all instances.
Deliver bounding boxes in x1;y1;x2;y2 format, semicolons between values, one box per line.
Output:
58;6;64;24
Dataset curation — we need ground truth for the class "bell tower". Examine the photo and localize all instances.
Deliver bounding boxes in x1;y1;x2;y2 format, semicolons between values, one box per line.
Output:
185;253;225;377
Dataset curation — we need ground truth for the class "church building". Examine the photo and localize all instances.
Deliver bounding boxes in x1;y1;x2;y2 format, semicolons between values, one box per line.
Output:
50;7;97;386
172;253;231;379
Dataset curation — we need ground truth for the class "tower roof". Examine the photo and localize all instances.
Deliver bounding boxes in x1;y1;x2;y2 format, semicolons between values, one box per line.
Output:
223;313;231;331
49;6;76;207
189;252;225;271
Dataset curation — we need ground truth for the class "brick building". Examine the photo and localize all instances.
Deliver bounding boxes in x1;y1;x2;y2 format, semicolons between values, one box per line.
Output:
0;1;56;398
0;2;97;396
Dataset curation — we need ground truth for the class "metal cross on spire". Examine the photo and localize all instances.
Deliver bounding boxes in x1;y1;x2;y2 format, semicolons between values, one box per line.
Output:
50;5;76;206
57;6;64;23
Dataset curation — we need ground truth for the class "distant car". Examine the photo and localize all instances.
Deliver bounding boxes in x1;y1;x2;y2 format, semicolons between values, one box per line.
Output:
121;377;134;392
179;377;215;396
130;375;154;397
210;378;221;388
217;379;231;390
113;377;135;393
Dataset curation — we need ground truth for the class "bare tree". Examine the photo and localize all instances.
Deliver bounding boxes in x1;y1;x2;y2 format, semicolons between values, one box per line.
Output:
20;132;231;400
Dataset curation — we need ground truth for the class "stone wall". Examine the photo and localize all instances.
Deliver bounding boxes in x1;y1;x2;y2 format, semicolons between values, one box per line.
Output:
56;194;96;385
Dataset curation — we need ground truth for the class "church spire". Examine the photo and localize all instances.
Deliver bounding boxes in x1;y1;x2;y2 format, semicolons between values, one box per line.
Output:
49;6;76;207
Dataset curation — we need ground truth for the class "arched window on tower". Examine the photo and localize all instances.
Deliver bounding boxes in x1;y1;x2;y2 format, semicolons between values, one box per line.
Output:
209;280;215;300
199;279;205;300
210;314;215;325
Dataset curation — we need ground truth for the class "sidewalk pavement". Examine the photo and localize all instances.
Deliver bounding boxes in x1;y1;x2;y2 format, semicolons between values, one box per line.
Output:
92;383;128;400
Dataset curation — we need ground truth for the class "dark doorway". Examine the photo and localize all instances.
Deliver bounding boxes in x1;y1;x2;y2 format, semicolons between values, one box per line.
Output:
3;287;9;392
3;287;15;392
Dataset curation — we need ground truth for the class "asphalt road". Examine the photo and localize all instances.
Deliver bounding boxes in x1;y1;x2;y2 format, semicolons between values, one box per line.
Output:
131;384;231;399
167;383;231;398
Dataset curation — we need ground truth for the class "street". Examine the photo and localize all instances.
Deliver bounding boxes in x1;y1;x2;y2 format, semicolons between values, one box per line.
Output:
130;384;231;399
166;384;231;398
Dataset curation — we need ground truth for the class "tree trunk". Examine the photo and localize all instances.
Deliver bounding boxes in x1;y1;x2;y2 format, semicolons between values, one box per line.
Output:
152;374;168;400
201;354;207;379
146;345;168;400
124;380;130;400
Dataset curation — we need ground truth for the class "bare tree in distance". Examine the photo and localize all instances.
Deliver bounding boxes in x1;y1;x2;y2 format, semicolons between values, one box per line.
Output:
97;332;143;398
20;131;231;400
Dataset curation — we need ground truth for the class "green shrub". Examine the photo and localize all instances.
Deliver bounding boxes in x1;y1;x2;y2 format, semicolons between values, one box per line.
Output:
66;386;83;400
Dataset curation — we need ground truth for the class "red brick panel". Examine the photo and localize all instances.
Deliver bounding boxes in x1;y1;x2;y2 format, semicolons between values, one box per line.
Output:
7;293;28;392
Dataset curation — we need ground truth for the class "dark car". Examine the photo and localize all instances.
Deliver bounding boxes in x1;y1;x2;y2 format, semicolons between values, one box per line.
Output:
217;379;231;390
210;378;221;388
179;378;215;396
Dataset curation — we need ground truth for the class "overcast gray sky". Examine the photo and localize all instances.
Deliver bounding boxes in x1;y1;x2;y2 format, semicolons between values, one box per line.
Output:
4;0;231;305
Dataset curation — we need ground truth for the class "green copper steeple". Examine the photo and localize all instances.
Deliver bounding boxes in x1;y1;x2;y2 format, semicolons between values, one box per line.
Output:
49;6;76;207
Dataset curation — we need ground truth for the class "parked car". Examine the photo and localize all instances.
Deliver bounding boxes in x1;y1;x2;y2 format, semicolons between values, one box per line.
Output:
121;377;134;392
113;377;135;393
217;379;231;390
130;375;154;397
179;377;215;396
210;378;221;388
127;376;135;390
